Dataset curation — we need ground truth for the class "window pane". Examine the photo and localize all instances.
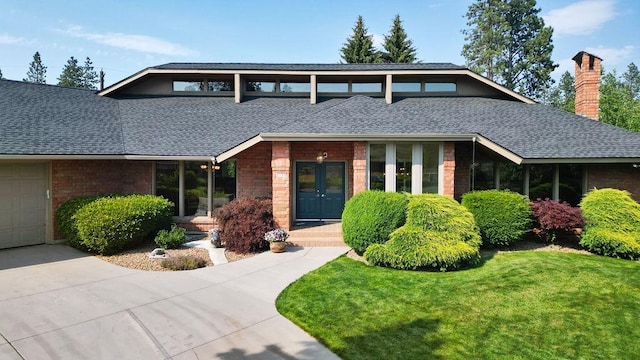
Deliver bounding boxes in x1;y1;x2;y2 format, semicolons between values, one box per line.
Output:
173;81;205;92
325;164;344;194
214;160;236;209
529;165;553;200
369;144;385;191
396;144;412;193
499;163;523;193
298;165;316;192
422;143;439;193
247;81;277;92
280;82;310;92
352;82;382;93
425;82;456;92
473;162;495;190
155;161;179;216
393;82;421;92
559;164;583;206
185;162;209;216
318;83;348;93
208;81;233;91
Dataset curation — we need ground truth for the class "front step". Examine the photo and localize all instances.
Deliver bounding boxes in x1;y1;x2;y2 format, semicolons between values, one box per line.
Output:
288;222;346;247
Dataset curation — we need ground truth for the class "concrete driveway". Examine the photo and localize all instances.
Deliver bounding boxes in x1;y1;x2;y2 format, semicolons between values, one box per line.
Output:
0;244;347;359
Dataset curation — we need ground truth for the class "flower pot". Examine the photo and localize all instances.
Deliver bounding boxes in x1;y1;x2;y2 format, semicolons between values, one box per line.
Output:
270;241;286;253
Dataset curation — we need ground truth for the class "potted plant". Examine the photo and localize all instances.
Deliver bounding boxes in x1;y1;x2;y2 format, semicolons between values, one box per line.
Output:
264;228;289;253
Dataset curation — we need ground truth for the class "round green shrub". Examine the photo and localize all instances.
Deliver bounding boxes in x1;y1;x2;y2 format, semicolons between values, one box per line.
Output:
580;188;640;259
55;194;116;250
341;191;408;254
216;198;274;254
75;195;174;255
461;190;532;247
155;225;187;249
364;194;481;271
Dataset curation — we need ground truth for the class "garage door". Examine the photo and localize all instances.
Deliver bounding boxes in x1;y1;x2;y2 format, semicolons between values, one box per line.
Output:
0;163;47;249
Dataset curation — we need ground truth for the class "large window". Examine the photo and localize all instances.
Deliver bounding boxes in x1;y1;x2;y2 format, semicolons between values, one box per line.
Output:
173;81;205;92
369;143;441;194
155;160;236;217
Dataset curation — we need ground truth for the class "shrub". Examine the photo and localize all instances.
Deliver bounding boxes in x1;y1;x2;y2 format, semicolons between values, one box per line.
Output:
160;255;207;270
75;195;173;255
580;188;640;259
365;194;481;271
155;225;186;249
342;191;408;254
531;199;583;242
461;190;532;247
55;194;115;250
216;198;275;254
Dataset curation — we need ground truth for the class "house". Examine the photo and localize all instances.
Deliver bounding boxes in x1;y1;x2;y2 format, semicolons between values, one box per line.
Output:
2;51;640;249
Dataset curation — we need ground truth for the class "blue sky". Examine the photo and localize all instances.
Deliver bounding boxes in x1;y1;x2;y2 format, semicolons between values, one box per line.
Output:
0;0;638;87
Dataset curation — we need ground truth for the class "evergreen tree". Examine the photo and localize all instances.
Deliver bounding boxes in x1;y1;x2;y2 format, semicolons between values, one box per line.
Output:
461;0;557;99
23;51;47;84
57;56;84;88
545;71;575;113
622;62;640;99
340;16;379;63
600;67;640;132
0;68;3;79
81;57;99;90
380;14;418;63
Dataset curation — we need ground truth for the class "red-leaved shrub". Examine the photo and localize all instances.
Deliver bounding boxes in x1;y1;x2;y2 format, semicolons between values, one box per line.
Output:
531;199;583;242
215;198;275;254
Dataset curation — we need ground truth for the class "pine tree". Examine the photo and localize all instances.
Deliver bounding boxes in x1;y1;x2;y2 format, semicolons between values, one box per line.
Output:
340;16;379;63
461;0;557;99
57;56;84;88
545;71;575;113
23;51;47;84
81;57;99;90
0;67;3;79
380;14;418;63
622;63;640;99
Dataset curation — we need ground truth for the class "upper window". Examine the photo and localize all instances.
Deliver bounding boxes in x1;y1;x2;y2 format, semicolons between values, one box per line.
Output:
352;82;382;93
173;81;205;92
280;82;310;93
425;82;456;92
393;82;421;92
208;81;234;92
247;81;277;92
318;82;349;93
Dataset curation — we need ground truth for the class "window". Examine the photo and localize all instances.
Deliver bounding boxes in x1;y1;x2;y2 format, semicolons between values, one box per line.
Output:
208;80;233;92
247;81;277;92
422;143;439;193
318;82;348;93
396;144;413;193
155;160;237;217
393;82;421;92
280;82;310;92
352;82;382;93
173;81;205;92
369;144;386;191
472;162;495;190
425;82;456;92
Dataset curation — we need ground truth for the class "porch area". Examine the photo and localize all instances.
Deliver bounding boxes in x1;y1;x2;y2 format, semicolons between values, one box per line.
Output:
287;222;346;247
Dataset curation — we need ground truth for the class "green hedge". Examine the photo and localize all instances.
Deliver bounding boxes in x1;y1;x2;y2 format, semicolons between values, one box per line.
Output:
75;195;173;255
580;188;640;259
341;191;408;254
461;190;532;247
364;194;481;271
55;195;115;250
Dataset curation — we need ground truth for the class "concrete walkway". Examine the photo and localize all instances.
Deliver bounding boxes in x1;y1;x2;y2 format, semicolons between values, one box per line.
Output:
0;244;348;359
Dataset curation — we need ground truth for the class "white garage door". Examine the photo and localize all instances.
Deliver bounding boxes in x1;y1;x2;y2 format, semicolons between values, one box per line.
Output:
0;163;47;249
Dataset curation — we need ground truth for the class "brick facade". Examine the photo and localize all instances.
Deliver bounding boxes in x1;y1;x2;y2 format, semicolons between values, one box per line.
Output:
442;142;456;197
352;142;367;195
51;160;153;238
574;52;602;120
235;142;273;199
271;142;292;229
586;164;640;201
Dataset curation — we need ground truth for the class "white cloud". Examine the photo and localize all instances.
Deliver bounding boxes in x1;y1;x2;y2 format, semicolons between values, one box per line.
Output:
585;45;635;65
543;0;616;35
551;58;576;80
60;25;197;57
0;33;23;45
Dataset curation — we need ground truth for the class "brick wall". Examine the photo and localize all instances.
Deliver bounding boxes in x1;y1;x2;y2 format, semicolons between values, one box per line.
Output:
272;142;292;230
353;142;367;195
51;160;153;238
442;142;455;197
574;52;602;120
586;164;640;201
235;142;272;199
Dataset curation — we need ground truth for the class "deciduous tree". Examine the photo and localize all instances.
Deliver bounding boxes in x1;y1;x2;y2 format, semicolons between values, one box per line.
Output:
461;0;557;99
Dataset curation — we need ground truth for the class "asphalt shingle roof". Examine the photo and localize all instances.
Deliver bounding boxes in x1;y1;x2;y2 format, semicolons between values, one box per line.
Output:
152;63;466;71
3;78;640;161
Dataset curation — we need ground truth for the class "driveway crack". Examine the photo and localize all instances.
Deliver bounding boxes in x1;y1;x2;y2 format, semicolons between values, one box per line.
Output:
0;331;25;360
126;309;172;359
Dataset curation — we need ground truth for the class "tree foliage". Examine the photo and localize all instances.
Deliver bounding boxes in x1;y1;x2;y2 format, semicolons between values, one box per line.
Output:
82;57;99;90
58;56;99;89
23;51;47;84
340;16;379;63
380;14;417;63
545;71;575;113
599;65;640;132
0;68;3;79
461;0;557;99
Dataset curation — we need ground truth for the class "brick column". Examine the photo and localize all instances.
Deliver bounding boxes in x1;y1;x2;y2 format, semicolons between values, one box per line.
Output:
443;142;455;197
271;142;292;230
353;142;367;195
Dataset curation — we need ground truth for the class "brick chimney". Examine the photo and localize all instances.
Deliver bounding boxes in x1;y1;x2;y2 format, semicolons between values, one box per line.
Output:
573;51;602;120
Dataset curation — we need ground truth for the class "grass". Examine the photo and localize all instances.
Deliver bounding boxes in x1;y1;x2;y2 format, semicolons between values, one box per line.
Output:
276;251;640;359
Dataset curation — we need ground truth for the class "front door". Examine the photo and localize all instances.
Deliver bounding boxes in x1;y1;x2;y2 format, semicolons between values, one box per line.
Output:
296;162;345;220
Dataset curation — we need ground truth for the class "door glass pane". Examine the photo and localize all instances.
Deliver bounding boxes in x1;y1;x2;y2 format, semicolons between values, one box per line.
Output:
156;161;179;216
396;144;412;193
422;143;439;193
214;160;236;209
369;144;385;191
325;164;343;194
185;162;208;216
298;165;316;192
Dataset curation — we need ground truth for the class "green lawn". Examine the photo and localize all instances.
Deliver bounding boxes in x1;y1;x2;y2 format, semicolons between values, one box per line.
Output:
276;251;640;359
